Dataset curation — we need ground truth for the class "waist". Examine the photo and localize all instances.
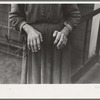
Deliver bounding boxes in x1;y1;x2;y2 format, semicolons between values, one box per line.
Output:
29;20;65;33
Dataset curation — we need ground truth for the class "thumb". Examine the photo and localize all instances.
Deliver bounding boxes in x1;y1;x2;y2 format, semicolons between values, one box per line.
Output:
53;30;58;37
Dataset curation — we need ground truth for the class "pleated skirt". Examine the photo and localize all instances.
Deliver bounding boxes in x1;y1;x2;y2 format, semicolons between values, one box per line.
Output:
21;22;71;84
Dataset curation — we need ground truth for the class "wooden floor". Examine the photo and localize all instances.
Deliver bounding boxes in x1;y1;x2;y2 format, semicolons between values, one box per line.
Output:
0;51;100;84
77;60;100;83
0;52;22;84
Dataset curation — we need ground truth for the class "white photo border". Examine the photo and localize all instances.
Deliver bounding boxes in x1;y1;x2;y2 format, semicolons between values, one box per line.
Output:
0;1;100;99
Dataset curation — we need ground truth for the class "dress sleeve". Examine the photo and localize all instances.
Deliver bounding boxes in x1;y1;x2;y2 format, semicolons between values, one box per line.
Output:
62;4;81;31
9;4;27;33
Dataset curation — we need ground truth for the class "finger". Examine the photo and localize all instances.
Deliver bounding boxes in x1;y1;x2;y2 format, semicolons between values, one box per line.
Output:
59;36;67;49
30;39;34;52
33;39;37;52
27;39;30;50
53;30;58;37
57;34;64;49
61;37;68;49
64;37;68;45
62;37;67;45
60;40;66;49
39;33;43;42
59;40;64;49
37;38;41;50
54;32;61;44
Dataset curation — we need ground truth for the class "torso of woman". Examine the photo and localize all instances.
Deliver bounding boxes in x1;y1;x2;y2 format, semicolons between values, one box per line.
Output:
24;4;64;24
23;4;66;40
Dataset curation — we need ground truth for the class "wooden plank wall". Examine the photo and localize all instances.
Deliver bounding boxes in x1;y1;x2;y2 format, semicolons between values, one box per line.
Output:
0;4;20;42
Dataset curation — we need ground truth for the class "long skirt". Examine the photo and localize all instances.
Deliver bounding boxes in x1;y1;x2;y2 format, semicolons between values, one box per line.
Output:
21;22;71;84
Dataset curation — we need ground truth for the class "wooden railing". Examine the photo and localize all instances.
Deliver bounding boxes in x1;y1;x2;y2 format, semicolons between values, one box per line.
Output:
71;8;100;82
80;8;100;64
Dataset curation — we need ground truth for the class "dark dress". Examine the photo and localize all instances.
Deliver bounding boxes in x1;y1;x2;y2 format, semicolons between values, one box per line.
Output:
9;4;81;84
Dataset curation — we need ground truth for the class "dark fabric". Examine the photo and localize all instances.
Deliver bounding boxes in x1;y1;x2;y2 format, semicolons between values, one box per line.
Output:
9;4;81;84
21;22;71;84
9;4;81;32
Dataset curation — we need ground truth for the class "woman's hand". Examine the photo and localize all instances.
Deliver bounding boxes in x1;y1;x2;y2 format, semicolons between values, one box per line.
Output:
53;26;70;49
23;24;43;52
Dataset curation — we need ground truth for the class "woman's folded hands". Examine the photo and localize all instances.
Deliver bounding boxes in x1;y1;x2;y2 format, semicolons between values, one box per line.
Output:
23;24;70;52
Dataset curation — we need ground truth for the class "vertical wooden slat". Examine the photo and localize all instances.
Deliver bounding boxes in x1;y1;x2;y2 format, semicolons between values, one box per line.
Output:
96;22;100;54
83;19;89;64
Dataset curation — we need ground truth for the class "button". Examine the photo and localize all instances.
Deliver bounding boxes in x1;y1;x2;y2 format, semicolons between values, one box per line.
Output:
41;13;44;16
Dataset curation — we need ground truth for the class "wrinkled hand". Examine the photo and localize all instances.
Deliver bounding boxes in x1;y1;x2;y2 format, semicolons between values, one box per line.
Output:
53;27;69;49
23;24;43;52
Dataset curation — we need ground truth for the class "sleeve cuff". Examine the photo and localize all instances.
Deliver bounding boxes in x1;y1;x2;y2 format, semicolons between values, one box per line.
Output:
64;21;73;32
18;20;27;33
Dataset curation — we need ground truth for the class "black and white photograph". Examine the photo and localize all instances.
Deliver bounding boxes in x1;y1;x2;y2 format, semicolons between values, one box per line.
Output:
0;1;100;98
0;3;100;85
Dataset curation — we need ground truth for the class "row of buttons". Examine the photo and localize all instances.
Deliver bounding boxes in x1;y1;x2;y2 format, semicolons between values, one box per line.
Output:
40;5;50;17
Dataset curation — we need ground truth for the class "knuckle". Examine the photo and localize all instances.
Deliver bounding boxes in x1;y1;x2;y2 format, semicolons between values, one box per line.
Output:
28;38;31;41
60;40;63;42
33;37;36;40
56;38;59;41
29;38;31;41
33;35;39;39
56;39;59;41
35;36;39;39
58;33;61;36
61;33;64;36
36;34;39;37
